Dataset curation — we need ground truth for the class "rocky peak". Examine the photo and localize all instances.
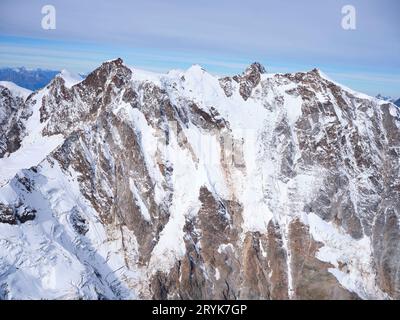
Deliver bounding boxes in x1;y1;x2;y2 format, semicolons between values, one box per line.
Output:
0;85;29;157
309;67;321;76
45;74;67;92
80;58;131;90
244;62;267;76
38;58;133;135
228;62;267;100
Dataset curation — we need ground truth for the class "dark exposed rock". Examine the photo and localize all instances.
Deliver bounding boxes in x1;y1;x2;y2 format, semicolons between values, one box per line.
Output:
150;187;243;299
16;174;35;192
0;203;36;224
218;77;233;97
0;86;29;158
219;62;266;100
373;208;400;299
70;206;89;235
15;205;36;223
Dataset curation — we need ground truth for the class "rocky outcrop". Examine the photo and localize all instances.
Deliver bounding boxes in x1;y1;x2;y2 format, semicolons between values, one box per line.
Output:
0;202;36;225
220;62;266;100
0;85;30;158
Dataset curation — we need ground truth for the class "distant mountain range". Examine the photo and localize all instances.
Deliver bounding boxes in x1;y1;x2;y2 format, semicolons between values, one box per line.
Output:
0;67;398;108
375;94;400;107
0;67;59;91
1;58;399;299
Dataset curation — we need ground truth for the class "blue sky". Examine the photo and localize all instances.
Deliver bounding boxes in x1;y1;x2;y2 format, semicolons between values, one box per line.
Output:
0;0;399;97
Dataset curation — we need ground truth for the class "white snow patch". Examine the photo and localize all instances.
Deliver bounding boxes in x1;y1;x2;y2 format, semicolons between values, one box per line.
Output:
215;267;220;280
129;178;151;222
303;212;388;299
389;105;399;118
217;243;234;254
285;94;303;127
0;134;63;186
130;67;163;86
148;127;202;273
259;239;267;258
58;70;83;89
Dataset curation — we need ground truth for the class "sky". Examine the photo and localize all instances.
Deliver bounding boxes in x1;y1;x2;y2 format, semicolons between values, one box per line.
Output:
0;0;399;97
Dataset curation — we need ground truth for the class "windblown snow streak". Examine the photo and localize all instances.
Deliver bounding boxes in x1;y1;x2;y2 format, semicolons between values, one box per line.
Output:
0;59;399;300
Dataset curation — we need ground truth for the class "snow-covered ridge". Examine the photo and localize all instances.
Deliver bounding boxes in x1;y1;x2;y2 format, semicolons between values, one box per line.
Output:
0;81;32;100
316;70;395;106
57;70;83;89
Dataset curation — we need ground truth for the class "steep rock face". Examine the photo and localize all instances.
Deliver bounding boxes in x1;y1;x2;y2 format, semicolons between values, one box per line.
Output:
220;62;266;100
0;85;31;157
0;59;399;300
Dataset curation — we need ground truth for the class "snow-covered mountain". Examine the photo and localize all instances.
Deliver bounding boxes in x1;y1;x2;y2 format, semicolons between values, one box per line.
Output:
0;82;32;158
0;81;32;100
0;58;399;300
